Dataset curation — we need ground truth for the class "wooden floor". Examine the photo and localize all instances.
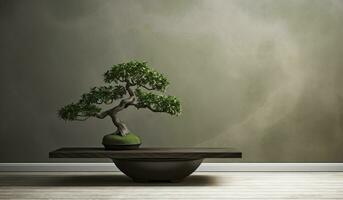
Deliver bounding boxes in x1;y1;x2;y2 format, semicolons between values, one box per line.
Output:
1;172;343;199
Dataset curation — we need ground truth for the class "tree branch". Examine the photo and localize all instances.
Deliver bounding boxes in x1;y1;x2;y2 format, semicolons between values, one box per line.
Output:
125;81;135;96
104;99;113;104
140;85;154;90
94;83;136;119
95;109;111;119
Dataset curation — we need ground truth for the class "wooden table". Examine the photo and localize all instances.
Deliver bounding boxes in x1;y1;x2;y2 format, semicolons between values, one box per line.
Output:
50;147;242;182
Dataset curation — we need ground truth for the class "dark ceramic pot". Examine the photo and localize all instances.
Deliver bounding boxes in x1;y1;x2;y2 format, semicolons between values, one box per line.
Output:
112;158;203;182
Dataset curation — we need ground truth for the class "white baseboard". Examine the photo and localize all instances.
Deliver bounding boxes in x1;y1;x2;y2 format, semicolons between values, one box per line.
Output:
1;163;343;172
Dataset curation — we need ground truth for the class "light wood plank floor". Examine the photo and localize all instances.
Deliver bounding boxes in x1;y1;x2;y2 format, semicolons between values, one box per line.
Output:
1;172;343;199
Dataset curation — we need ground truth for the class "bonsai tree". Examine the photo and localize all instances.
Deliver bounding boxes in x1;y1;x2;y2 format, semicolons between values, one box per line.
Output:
58;61;181;149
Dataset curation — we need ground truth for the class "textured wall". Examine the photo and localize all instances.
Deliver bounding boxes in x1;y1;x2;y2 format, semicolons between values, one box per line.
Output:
1;0;343;162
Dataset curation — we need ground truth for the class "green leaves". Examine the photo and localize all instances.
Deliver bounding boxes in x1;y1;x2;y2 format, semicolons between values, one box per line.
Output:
58;60;182;122
58;86;125;121
104;61;169;92
80;85;126;105
135;89;181;116
58;103;101;121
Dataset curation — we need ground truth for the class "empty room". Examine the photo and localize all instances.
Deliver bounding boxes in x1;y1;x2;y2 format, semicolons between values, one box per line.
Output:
1;0;343;199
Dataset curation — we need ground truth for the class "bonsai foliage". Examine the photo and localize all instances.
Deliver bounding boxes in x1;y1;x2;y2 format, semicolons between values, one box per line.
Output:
58;61;181;136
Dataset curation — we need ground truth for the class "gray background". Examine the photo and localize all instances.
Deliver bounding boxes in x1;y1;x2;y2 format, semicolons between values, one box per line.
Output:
1;0;343;162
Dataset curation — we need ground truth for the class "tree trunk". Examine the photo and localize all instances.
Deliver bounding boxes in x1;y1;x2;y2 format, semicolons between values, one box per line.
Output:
110;113;130;136
106;83;135;136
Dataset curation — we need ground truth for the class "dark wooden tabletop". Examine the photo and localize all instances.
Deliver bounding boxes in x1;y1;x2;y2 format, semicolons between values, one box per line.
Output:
49;147;242;159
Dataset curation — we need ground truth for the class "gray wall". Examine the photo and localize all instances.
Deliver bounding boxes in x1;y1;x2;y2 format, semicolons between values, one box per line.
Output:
1;0;343;162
